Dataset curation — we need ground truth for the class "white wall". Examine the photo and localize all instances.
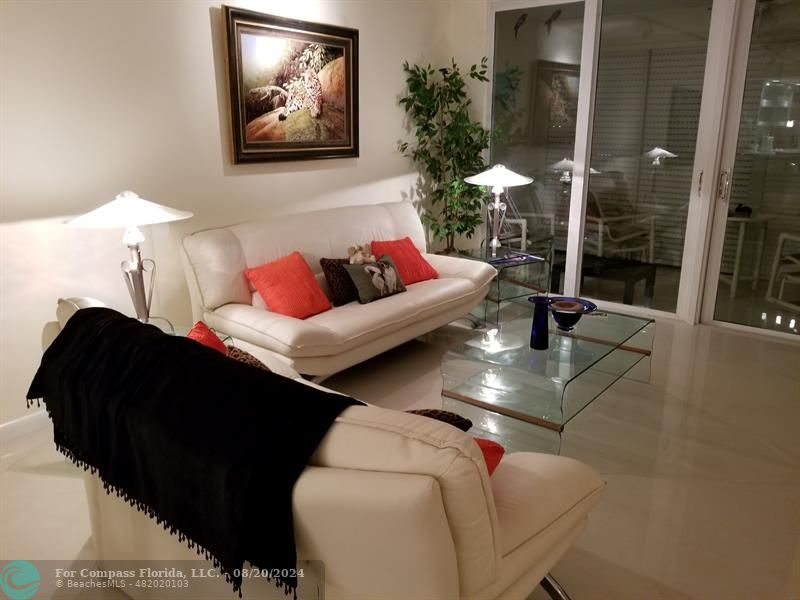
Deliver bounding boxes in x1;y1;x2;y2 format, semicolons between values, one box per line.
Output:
431;0;490;122
0;0;492;425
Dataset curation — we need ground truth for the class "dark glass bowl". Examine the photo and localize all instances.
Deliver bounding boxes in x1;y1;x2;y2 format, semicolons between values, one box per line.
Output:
547;297;597;331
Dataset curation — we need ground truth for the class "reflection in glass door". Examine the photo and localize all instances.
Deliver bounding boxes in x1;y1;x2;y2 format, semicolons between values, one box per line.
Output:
490;2;585;295
709;0;800;336
579;0;713;312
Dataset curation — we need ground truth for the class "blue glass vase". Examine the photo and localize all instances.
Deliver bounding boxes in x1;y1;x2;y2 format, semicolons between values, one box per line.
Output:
529;296;550;350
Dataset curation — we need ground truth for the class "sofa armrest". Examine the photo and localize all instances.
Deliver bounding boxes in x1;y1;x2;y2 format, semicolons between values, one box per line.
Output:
205;304;339;357
311;404;502;594
424;253;497;289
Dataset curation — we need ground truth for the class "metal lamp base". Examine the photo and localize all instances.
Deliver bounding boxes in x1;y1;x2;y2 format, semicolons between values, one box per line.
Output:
487;190;507;258
121;243;155;323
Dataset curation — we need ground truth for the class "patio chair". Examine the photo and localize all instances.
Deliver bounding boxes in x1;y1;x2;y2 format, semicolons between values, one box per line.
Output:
583;172;656;263
766;232;800;312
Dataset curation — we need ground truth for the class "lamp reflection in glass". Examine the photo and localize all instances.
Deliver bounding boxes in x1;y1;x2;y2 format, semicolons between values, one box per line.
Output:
464;165;533;258
644;147;677;199
66;191;193;323
644;147;677;166
548;158;601;194
466;327;525;354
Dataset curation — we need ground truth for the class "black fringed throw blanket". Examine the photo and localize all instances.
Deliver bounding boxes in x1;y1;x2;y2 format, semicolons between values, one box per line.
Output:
27;307;360;597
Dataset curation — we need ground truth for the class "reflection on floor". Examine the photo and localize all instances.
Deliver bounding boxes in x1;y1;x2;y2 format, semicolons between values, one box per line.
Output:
714;278;800;334
2;316;799;600
564;260;799;336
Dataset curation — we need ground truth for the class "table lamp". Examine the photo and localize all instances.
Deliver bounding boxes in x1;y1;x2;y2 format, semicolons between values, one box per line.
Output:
464;165;533;258
66;191;193;323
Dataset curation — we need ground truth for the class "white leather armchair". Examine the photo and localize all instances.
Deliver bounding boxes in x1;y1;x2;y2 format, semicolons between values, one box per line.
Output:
44;298;607;600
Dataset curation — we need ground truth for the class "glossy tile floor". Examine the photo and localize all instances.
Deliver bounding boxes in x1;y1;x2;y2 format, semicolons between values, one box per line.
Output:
2;318;799;600
328;316;800;600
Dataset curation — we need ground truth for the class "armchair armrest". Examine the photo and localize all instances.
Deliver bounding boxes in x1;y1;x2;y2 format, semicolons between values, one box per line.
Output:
205;303;339;358
293;466;460;600
310;404;502;594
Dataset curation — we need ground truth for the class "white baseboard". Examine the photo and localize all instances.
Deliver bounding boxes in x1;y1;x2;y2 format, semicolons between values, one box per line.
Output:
0;410;49;444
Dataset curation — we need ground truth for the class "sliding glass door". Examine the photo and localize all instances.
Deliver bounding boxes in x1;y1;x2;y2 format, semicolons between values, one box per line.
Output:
490;0;716;313
703;0;800;337
583;0;713;312
489;0;797;336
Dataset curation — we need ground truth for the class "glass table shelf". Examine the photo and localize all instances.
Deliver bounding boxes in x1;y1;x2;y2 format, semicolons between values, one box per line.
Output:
435;311;654;435
456;247;551;324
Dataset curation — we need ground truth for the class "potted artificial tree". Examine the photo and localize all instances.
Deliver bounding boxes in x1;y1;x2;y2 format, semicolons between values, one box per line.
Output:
399;58;491;254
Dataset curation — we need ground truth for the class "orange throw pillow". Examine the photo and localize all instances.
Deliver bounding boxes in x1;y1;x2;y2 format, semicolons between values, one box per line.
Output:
186;321;228;354
370;237;438;285
474;437;505;475
244;251;331;319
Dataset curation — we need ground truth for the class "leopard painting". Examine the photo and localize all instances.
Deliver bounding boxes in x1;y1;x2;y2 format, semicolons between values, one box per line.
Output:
278;69;323;121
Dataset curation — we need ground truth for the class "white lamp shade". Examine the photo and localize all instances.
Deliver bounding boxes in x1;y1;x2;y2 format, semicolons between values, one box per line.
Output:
66;191;193;229
464;164;533;187
548;158;601;174
644;147;677;159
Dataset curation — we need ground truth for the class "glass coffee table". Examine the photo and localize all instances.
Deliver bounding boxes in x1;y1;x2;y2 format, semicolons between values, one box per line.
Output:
429;309;654;453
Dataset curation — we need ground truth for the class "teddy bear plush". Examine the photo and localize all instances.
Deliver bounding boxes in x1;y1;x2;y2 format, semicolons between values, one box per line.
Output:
347;244;377;264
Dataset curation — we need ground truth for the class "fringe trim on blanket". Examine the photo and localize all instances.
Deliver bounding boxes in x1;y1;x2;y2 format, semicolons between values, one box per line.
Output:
29;398;298;600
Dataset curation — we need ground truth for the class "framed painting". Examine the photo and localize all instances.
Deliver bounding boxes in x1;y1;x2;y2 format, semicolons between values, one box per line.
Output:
224;6;359;163
529;60;580;147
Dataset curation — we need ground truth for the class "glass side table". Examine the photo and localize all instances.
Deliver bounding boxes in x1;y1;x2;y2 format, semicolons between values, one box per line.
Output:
457;246;550;325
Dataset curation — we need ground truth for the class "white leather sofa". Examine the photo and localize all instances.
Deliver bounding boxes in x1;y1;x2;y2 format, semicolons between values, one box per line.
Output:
181;202;496;376
43;298;607;600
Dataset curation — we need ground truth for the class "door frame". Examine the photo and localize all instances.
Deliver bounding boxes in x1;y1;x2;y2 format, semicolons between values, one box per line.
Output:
699;0;800;342
675;0;745;324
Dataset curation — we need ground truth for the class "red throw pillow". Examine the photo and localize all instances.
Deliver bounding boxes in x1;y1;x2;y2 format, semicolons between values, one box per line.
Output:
370;237;438;285
244;251;331;319
186;321;228;354
474;437;505;476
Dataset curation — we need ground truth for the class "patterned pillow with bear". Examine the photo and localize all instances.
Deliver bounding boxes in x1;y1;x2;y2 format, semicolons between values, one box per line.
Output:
343;255;406;304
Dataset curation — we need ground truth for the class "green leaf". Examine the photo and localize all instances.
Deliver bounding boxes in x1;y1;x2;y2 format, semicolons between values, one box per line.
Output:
398;56;491;242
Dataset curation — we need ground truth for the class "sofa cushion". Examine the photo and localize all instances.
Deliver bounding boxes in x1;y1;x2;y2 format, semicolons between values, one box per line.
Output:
371;237;439;285
342;255;406;303
319;258;358;306
245;251;331;319
491;453;606;557
182;203;429;312
208;277;477;360
226;346;272;372
474;438;505;476
305;277;475;352
187;321;228;354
